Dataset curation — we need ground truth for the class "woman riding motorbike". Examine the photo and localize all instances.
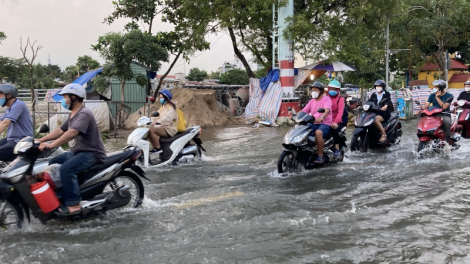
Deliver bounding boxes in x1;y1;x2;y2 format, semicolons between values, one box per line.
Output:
326;80;345;158
148;90;178;154
369;80;394;143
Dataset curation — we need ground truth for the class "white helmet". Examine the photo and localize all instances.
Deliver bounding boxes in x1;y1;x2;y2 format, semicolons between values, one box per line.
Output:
59;83;86;98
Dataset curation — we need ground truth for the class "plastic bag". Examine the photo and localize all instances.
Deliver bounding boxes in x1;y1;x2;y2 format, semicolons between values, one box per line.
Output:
43;164;62;189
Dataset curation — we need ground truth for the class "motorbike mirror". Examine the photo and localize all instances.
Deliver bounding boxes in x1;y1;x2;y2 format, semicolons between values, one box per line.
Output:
414;100;421;105
317;108;325;113
151;111;160;117
37;124;49;134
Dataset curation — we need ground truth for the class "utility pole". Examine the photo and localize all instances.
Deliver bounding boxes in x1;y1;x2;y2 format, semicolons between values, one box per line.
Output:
386;16;389;89
408;43;412;87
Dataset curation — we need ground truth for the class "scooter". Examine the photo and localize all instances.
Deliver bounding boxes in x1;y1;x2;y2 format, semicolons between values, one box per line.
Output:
415;100;460;155
277;107;347;174
454;100;470;138
0;137;147;228
127;112;205;167
350;100;402;152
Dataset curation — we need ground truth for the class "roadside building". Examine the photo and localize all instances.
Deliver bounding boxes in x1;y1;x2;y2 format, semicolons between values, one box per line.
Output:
413;58;469;88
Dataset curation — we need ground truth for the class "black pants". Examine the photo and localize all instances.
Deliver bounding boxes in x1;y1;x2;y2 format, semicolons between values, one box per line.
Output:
0;138;17;162
439;114;452;142
331;123;345;147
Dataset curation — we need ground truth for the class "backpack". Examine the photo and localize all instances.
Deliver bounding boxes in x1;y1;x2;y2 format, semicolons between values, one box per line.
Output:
176;108;187;132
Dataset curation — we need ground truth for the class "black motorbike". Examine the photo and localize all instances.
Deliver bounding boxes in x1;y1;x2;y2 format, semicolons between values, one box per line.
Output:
350;100;402;152
277;108;347;173
0;137;148;229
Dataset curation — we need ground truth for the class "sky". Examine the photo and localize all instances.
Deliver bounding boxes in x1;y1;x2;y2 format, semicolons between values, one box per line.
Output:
0;0;253;75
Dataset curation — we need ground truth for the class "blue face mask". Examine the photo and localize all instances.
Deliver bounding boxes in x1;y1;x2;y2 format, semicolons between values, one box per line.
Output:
61;99;70;110
160;98;165;104
328;90;338;96
0;98;5;107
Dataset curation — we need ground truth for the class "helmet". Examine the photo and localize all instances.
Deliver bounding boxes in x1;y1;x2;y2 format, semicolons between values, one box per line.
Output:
432;79;446;90
59;83;86;98
158;90;173;101
373;79;386;88
310;81;324;91
0;84;18;98
464;81;470;86
328;80;341;89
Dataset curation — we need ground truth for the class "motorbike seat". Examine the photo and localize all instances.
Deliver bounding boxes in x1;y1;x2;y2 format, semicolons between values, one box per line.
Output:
160;129;192;144
81;150;135;174
390;111;399;120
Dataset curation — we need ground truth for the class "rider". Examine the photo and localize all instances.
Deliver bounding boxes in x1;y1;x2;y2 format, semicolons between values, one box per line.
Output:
457;81;470;101
38;83;106;215
369;80;394;143
301;81;332;164
423;79;453;144
148;90;178;154
326;80;345;158
0;84;33;162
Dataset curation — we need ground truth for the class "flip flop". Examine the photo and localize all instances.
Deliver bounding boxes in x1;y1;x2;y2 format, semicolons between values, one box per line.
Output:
55;206;82;216
379;134;387;143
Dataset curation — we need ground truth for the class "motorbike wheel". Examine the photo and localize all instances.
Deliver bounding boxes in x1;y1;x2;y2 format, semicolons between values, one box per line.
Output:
0;201;23;229
277;151;296;174
417;141;430;153
350;135;368;152
103;172;145;210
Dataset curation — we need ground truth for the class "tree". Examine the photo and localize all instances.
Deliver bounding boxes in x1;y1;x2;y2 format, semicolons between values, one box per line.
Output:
61;65;79;83
0;32;6;45
208;71;221;79
44;64;61;79
92;30;168;102
76;55;100;75
20;37;42;110
0;56;27;83
219;69;249;85
186;68;208;81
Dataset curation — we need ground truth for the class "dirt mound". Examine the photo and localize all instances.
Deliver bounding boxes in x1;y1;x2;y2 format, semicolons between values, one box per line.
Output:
124;88;245;129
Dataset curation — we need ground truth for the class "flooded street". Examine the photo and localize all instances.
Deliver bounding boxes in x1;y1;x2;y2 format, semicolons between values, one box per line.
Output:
3;119;470;263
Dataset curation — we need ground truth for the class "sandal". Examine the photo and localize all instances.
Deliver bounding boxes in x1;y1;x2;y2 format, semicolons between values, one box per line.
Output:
55;205;82;216
379;134;387;143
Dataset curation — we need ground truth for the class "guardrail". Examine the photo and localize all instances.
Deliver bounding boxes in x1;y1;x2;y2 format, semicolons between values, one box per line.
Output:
17;89;51;101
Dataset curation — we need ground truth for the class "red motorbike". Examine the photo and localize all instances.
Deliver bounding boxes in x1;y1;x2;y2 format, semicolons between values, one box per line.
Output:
415;100;460;154
454;100;470;138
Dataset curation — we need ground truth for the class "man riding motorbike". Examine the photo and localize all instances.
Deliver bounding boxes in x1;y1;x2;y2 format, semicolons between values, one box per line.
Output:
301;81;332;164
0;84;33;162
326;80;346;158
423;79;454;144
369;80;394;143
148;90;178;154
457;81;470;101
37;83;106;215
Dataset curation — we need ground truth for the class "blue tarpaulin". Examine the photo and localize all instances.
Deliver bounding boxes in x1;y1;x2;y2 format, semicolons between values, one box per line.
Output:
72;67;103;86
259;69;279;92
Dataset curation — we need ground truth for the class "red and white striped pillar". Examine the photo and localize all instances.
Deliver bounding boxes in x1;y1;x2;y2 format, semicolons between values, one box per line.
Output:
278;0;294;99
280;60;294;98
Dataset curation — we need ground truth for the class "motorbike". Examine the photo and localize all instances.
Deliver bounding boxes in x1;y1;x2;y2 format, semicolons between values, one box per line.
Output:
0;137;147;229
454;100;470;139
415;100;460;154
350;100;402;152
0;124;64;173
127;112;205;167
277;107;347;174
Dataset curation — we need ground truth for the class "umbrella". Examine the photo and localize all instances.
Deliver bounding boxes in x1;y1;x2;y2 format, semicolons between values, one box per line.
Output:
300;61;356;71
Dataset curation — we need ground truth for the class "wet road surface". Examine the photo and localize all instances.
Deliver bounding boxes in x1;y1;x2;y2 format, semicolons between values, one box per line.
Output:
2;119;470;263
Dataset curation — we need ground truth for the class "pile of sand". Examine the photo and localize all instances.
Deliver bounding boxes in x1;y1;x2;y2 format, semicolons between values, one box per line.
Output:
124;88;245;129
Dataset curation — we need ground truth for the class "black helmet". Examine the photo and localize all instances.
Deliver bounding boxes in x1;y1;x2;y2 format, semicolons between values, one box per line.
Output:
373;79;386;88
432;79;446;90
310;81;324;91
464;81;470;86
0;84;18;98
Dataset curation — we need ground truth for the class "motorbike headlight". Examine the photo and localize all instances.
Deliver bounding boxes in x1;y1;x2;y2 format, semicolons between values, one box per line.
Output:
286;131;309;145
363;105;370;111
363;119;374;127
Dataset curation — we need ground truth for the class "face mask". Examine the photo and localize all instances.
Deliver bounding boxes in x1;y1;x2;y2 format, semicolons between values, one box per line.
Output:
465;87;470;92
328;90;338;96
61;98;70;110
311;91;320;99
0;98;5;107
159;98;165;104
432;88;438;93
376;87;383;92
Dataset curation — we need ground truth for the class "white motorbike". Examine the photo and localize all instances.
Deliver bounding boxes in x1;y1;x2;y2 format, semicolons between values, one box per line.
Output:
127;114;205;167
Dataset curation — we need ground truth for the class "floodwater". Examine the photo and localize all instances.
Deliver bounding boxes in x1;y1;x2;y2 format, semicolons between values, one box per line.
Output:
2;119;470;263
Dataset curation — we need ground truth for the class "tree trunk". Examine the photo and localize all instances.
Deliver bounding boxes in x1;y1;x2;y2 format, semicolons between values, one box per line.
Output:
29;65;35;110
153;49;183;99
227;27;255;78
120;80;126;103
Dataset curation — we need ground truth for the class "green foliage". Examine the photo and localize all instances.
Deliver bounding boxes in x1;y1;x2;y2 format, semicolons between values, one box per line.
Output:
44;64;61;79
17;63;57;89
0;56;27;83
61;65;79;83
218;69;249;85
254;68;269;79
92;75;110;94
92;29;168;101
104;0;161;34
186;68;208;81
76;55;100;75
208;71;221;79
0;31;6;44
